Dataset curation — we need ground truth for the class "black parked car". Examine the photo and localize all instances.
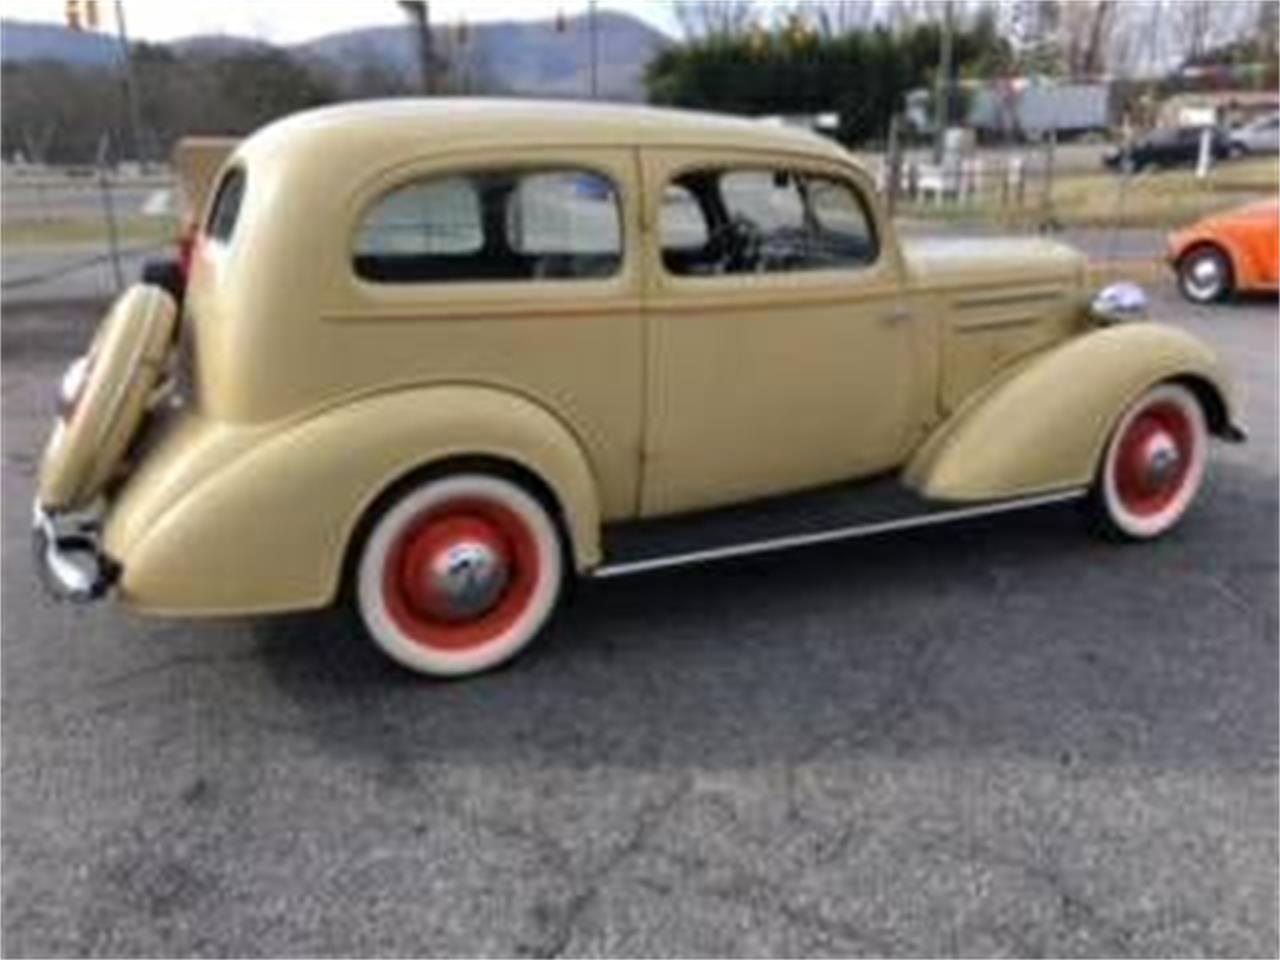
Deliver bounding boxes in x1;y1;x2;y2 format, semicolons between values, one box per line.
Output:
1103;127;1232;172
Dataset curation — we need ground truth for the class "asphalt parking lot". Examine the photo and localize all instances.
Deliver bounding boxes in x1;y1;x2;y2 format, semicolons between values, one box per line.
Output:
2;280;1276;957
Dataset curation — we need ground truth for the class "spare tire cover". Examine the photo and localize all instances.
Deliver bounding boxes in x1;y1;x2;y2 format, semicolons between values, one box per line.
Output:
37;284;177;510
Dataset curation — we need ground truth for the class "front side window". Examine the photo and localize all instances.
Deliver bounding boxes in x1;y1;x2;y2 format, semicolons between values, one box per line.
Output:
660;183;709;252
659;166;876;276
354;168;622;283
205;167;246;242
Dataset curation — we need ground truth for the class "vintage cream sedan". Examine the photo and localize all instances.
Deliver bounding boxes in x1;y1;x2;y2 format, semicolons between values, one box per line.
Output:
34;100;1246;677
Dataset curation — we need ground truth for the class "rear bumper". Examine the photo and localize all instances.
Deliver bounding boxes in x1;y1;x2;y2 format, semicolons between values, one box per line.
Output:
32;501;118;602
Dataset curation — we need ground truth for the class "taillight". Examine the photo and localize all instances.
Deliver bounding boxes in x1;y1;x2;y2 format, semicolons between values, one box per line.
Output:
177;227;198;278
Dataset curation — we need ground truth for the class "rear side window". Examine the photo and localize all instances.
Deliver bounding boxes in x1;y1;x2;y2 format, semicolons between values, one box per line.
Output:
205;167;246;242
356;176;482;255
354;168;622;283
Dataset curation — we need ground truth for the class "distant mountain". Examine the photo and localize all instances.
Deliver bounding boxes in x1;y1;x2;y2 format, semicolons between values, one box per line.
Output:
0;12;672;101
0;18;119;65
168;34;276;58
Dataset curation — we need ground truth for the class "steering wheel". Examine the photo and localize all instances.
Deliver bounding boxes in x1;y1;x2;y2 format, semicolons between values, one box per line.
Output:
709;214;764;274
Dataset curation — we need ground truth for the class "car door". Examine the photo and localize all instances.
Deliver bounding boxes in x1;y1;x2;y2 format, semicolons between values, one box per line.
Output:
335;147;648;523
1260;115;1280;153
637;148;923;517
1177;128;1204;165
1147;128;1182;166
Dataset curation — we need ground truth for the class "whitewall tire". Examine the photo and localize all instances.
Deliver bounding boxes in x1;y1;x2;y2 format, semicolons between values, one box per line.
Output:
1091;383;1208;540
354;473;564;677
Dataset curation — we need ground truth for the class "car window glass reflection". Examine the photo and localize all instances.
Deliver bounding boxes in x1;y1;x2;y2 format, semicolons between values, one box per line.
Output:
660;167;877;277
355;168;621;283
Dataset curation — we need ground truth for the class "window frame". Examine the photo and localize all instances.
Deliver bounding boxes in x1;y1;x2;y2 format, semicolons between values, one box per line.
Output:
203;165;247;244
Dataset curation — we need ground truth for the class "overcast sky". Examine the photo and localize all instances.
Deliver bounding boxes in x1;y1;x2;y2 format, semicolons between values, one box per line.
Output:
5;0;682;43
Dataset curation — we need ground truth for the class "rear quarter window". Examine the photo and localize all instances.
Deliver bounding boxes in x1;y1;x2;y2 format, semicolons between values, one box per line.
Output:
353;167;622;284
205;167;246;242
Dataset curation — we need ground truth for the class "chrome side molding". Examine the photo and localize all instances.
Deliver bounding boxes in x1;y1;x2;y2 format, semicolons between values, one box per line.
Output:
592;488;1089;579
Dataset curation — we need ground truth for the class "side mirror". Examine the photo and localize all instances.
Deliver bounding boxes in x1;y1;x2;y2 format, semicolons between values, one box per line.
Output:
1090;281;1148;325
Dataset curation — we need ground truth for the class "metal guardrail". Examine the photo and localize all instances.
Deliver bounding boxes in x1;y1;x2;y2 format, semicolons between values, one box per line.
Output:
1;243;166;292
2;147;176;302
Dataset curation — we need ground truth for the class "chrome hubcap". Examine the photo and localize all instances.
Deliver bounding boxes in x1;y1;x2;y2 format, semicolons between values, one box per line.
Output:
1187;256;1222;297
1139;430;1182;491
424;539;509;620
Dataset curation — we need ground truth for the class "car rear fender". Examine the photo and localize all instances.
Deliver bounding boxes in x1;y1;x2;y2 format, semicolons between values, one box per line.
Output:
107;385;602;615
903;323;1238;502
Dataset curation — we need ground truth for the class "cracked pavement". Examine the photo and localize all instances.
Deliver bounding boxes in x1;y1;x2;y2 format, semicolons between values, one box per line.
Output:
3;281;1276;957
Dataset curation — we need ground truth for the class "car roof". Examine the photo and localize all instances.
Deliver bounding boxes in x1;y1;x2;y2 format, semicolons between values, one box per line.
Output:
234;98;853;174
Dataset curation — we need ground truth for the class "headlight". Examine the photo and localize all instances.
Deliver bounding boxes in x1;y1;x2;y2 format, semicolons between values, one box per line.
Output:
1090;282;1148;325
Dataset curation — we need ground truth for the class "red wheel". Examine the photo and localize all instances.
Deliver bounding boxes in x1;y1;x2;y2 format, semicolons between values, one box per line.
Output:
355;474;564;676
1093;383;1208;540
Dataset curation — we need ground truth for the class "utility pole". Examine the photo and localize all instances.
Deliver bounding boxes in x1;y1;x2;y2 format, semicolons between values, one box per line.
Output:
112;1;146;168
588;0;600;99
932;0;953;165
399;0;436;94
886;114;902;218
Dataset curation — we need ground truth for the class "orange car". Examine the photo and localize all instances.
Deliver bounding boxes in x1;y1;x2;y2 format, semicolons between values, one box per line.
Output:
1168;198;1280;303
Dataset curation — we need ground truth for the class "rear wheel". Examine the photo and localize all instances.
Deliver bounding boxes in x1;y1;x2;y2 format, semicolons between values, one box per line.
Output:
1088;383;1208;541
1177;245;1234;304
353;472;565;677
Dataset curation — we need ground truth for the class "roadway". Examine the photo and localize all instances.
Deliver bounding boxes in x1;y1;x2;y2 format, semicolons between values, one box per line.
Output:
2;274;1275;956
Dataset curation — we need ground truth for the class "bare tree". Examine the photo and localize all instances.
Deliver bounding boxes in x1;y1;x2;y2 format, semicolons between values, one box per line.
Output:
398;0;444;92
674;1;759;39
1168;0;1214;63
1164;0;1269;66
1049;0;1115;77
797;1;878;36
1260;0;1280;52
1081;0;1113;76
1101;1;1149;79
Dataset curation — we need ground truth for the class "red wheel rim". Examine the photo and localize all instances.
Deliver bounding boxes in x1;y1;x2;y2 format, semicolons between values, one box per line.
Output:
1113;401;1195;517
381;498;540;652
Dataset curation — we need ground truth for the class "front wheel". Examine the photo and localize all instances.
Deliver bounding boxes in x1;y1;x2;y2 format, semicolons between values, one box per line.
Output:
1088;383;1208;540
353;472;565;677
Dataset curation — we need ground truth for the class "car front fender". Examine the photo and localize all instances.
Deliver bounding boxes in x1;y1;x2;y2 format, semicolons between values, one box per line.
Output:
105;385;603;616
903;323;1240;502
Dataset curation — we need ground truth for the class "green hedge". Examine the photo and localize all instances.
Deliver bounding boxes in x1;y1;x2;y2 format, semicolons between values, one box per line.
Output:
645;17;1009;146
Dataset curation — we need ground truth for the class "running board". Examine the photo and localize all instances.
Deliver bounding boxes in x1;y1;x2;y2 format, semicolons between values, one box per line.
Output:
593;481;1088;579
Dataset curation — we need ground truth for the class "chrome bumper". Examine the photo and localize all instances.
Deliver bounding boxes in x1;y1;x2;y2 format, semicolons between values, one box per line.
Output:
31;502;117;602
